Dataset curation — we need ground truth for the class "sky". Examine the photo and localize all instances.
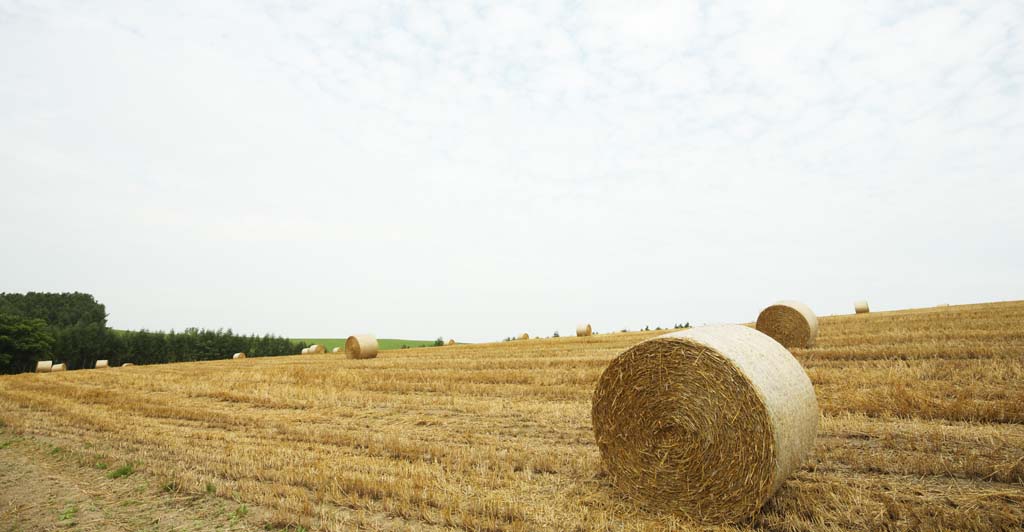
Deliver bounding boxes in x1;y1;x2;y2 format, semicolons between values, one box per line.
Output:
1;1;1022;342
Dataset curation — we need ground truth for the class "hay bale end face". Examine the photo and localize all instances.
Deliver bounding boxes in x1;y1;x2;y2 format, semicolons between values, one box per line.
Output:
519;333;530;340
576;323;593;337
755;300;818;348
232;353;246;360
591;324;819;524
345;335;379;359
35;361;53;373
95;360;109;369
50;363;66;372
447;339;456;346
854;300;870;314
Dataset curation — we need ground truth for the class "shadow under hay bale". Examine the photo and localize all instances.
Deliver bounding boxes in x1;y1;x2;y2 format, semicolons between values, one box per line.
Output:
591;324;819;524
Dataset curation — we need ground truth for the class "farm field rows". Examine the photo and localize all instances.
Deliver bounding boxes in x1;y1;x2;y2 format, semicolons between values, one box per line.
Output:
2;301;1023;531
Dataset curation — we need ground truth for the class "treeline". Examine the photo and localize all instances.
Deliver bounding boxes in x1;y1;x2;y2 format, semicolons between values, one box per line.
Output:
0;292;303;374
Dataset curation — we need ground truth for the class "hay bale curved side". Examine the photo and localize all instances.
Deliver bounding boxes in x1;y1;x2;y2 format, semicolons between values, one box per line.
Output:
576;323;592;337
309;344;326;354
232;353;246;359
121;363;134;367
50;363;66;372
591;324;819;524
95;360;109;368
447;339;456;346
755;300;818;348
854;300;870;314
35;361;53;373
345;335;379;359
519;333;530;340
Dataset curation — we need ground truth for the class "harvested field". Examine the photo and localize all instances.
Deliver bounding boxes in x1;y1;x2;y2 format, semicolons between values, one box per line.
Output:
1;301;1023;531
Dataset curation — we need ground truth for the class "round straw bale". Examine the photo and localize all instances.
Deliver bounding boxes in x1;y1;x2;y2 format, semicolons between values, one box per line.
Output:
755;300;818;348
332;347;343;353
345;335;378;359
447;339;456;346
301;347;309;354
519;333;529;340
51;363;67;372
592;324;819;524
36;360;53;373
95;360;109;369
309;344;326;354
576;323;593;337
232;352;246;359
854;300;870;314
121;363;134;367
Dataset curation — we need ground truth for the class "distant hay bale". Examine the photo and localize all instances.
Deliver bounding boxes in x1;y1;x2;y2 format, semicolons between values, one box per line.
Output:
345;335;378;359
519;333;530;340
301;347;310;354
232;353;246;359
854;300;870;314
447;339;456;346
95;360;109;369
309;344;326;354
121;363;134;367
576;324;593;337
51;363;66;372
755;300;818;348
332;347;343;353
592;324;819;524
35;361;53;373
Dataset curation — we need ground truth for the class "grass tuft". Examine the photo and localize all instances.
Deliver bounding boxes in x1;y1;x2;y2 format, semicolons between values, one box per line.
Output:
107;463;135;479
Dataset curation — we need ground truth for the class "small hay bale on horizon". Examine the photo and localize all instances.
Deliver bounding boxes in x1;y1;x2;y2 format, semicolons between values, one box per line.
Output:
332;347;343;353
591;324;819;524
121;363;134;367
755;300;818;348
576;323;592;337
309;344;326;354
95;360;109;369
855;300;870;314
35;361;53;373
232;353;246;360
519;333;530;340
447;339;456;346
345;335;379;359
50;363;66;372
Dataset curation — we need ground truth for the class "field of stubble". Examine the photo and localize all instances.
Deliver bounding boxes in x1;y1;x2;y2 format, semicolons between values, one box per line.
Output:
1;301;1023;531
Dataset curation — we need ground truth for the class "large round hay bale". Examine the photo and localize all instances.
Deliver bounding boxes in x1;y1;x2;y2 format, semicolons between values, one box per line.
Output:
95;360;109;369
51;363;67;372
309;344;326;354
345;335;378;359
519;333;529;340
591;324;819;524
755;300;818;348
232;353;246;360
576;323;593;337
447;339;456;346
35;361;53;373
854;300;870;314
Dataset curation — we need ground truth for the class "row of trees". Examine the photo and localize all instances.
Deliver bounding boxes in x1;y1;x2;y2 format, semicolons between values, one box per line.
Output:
0;292;303;374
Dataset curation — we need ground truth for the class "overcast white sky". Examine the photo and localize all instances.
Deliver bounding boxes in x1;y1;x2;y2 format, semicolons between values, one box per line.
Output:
1;1;1022;342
